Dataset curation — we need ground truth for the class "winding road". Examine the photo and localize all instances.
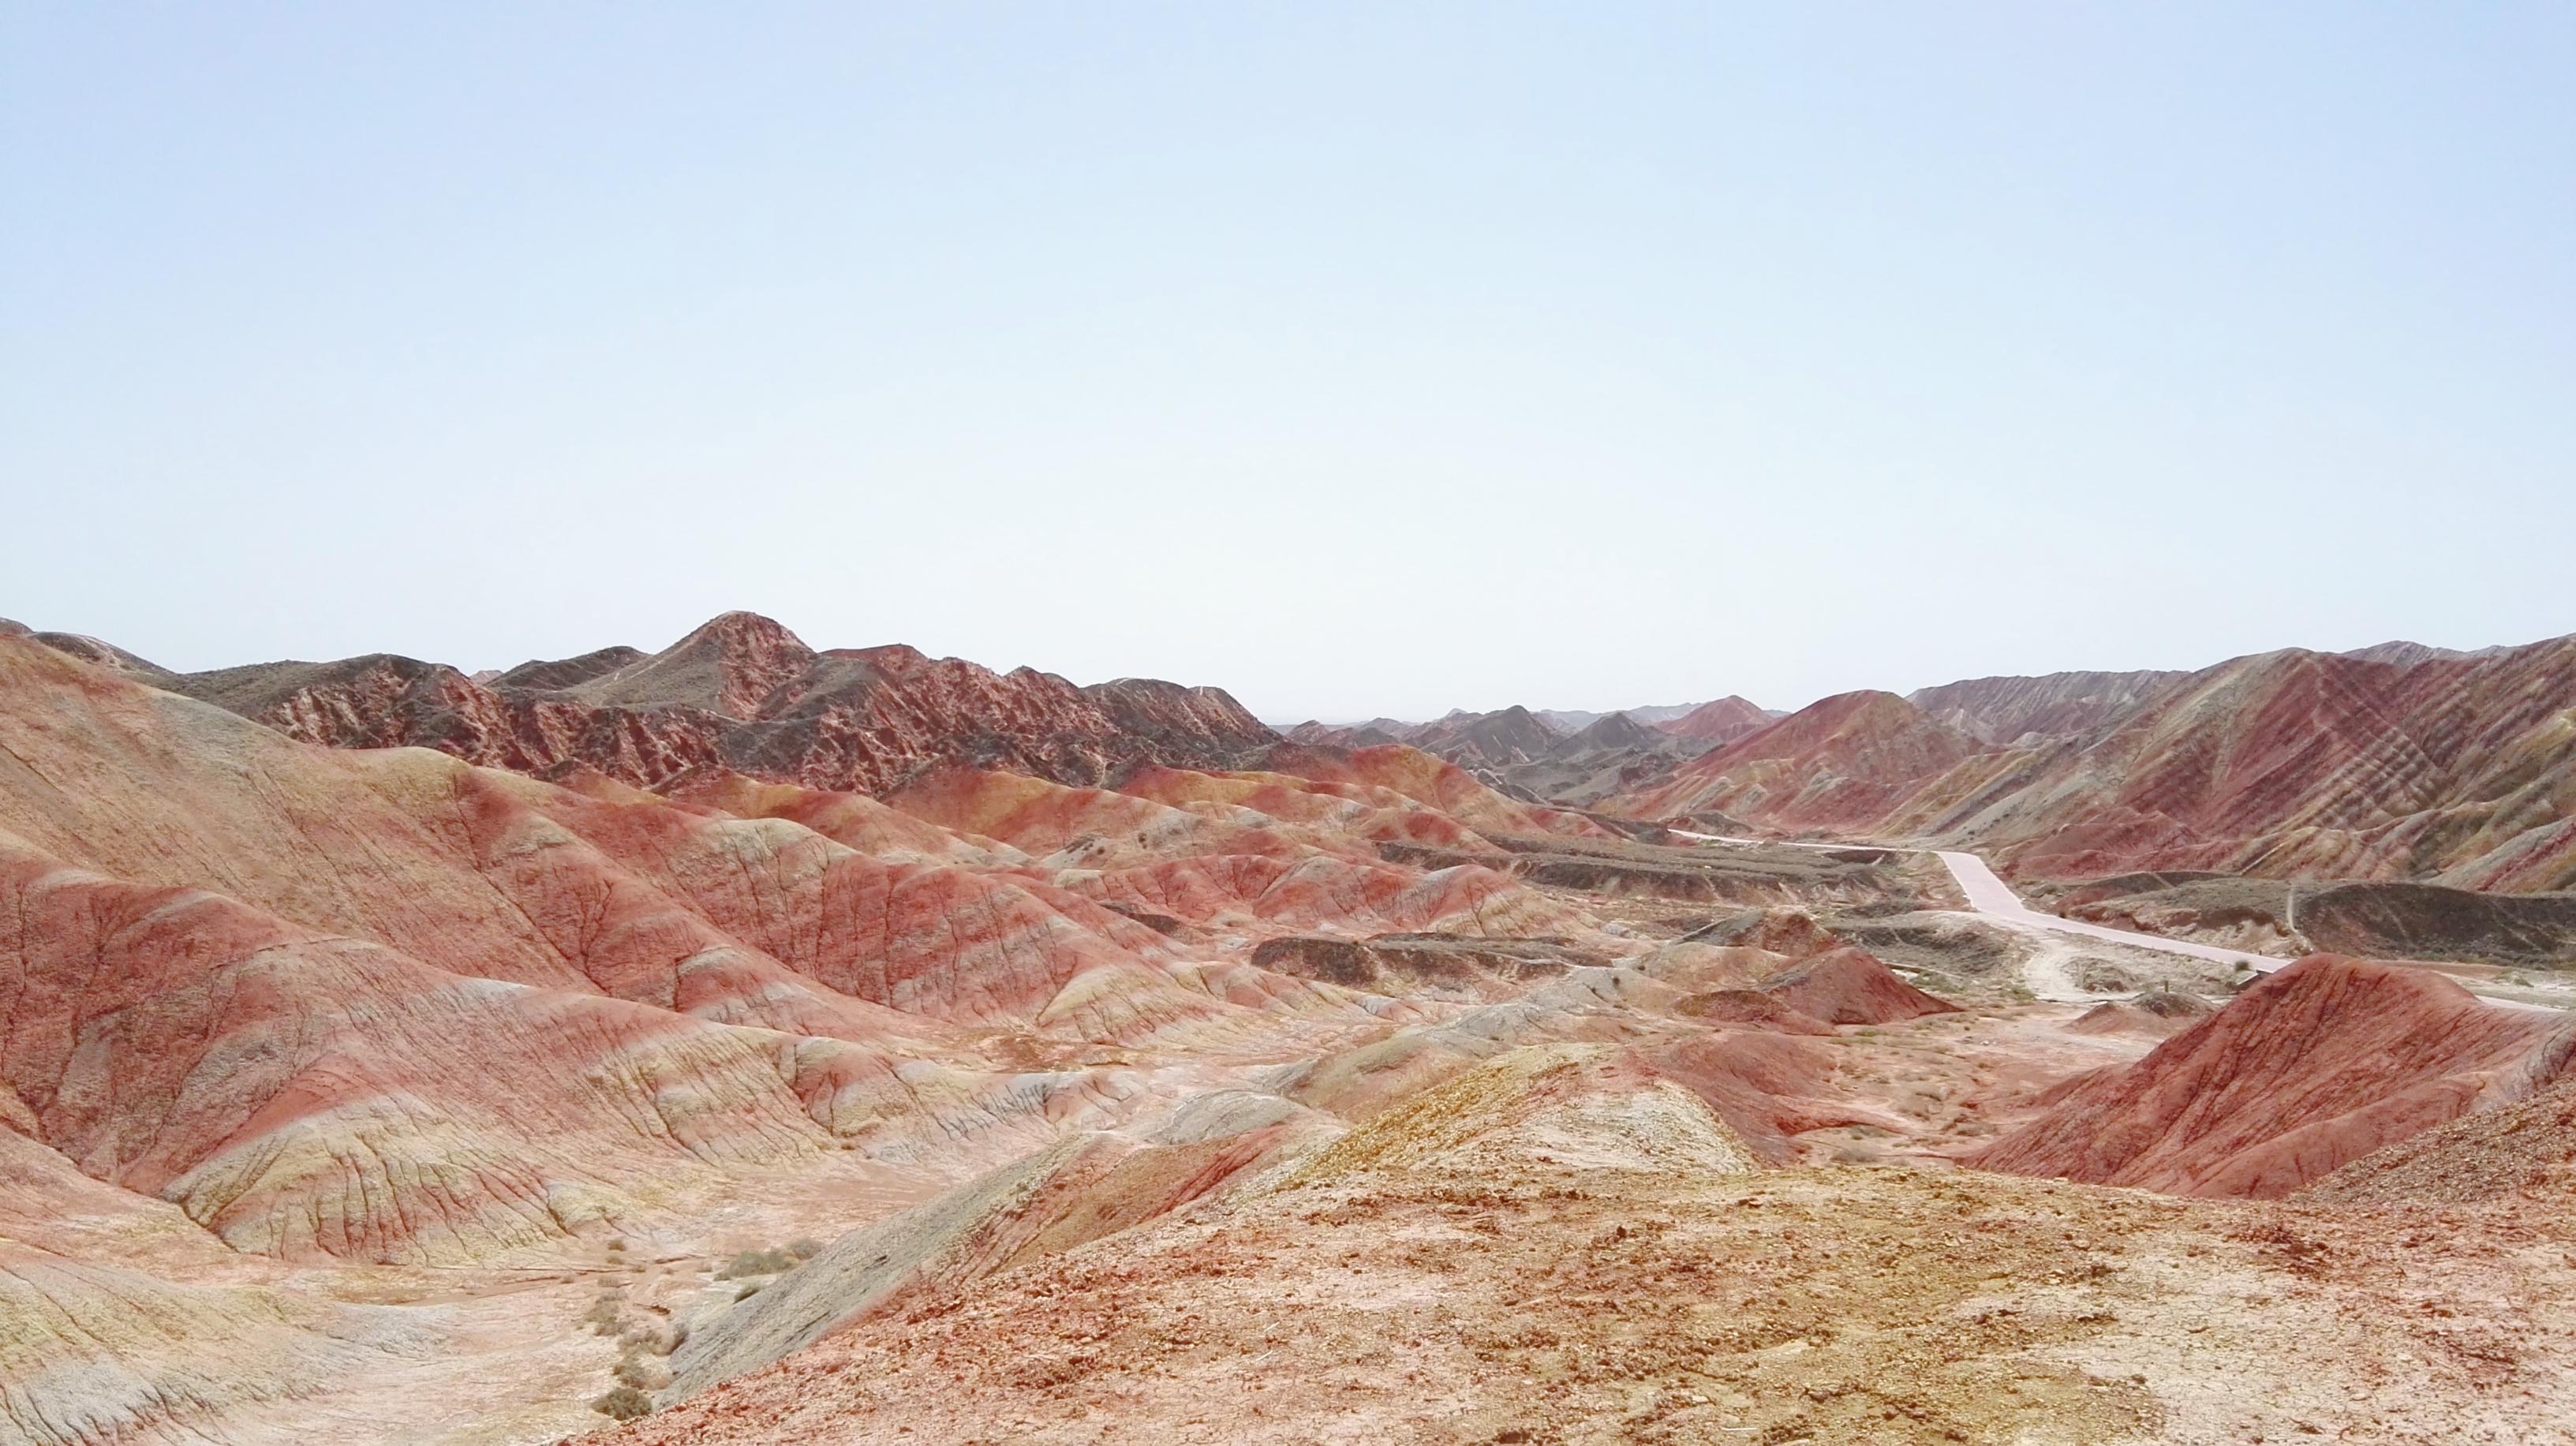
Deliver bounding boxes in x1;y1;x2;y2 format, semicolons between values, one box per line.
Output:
1676;830;2562;1012
1928;849;2281;974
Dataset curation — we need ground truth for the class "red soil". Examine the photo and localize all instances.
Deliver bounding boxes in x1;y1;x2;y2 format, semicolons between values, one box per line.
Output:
1759;946;1962;1026
1624;691;1986;831
1974;955;2576;1198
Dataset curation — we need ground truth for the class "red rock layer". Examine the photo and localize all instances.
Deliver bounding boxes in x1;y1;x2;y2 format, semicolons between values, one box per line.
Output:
1610;637;2576;891
159;611;1281;797
1622;691;1987;832
0;633;1602;1269
0;846;855;1261
1972;955;2576;1198
1980;640;2576;888
1755;946;1961;1026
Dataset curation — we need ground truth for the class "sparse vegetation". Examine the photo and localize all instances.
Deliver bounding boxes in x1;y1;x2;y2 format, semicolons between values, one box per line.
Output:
590;1384;652;1422
614;1354;671;1391
580;1293;624;1336
716;1247;798;1280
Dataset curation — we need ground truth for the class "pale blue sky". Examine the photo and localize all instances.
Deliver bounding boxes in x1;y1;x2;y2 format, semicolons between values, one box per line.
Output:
6;4;2570;720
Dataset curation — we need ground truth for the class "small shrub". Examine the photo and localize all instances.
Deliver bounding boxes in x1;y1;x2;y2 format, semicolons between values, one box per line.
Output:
614;1354;671;1391
580;1295;624;1336
716;1248;795;1280
787;1237;824;1261
591;1385;652;1421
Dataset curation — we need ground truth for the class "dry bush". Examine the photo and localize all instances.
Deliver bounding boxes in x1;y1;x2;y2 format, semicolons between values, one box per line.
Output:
580;1295;625;1336
614;1354;672;1391
716;1247;796;1280
591;1385;652;1421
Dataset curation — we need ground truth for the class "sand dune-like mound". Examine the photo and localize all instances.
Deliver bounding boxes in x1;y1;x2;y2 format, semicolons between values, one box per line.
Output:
2068;990;2216;1037
1757;945;1961;1026
1975;956;2576;1198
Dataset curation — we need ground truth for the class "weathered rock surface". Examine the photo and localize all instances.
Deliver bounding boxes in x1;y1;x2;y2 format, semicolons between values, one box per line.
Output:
153;611;1281;797
1974;956;2576;1197
1757;946;1961;1026
12;612;2576;1446
1906;668;2189;745
2299;1077;2576;1205
1622;690;1989;833
1612;635;2576;892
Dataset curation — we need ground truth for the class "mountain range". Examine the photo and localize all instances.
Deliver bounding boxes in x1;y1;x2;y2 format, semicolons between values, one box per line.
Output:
4;609;2575;1444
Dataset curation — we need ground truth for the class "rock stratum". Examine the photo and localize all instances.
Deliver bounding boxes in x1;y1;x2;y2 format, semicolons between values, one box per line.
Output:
129;611;1282;797
1612;634;2576;891
2;614;2574;1444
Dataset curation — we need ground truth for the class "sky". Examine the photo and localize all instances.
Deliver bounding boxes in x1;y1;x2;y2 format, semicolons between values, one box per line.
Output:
5;4;2570;723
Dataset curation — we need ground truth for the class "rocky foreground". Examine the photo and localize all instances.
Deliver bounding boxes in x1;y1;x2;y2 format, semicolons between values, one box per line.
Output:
2;616;2574;1444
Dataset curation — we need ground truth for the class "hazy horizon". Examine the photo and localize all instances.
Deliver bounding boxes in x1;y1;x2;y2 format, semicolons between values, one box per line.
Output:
8;4;2570;719
13;602;2563;730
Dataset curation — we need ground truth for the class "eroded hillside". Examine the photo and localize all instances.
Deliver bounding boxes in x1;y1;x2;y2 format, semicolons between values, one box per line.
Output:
2;618;2573;1445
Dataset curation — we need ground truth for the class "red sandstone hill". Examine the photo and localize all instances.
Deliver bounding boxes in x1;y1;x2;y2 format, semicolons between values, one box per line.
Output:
0;633;1578;1269
1972;955;2576;1198
1905;668;2189;745
145;611;1281;797
1609;635;2576;891
1756;945;1961;1026
1622;691;1988;831
1654;694;1774;745
1963;638;2576;888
